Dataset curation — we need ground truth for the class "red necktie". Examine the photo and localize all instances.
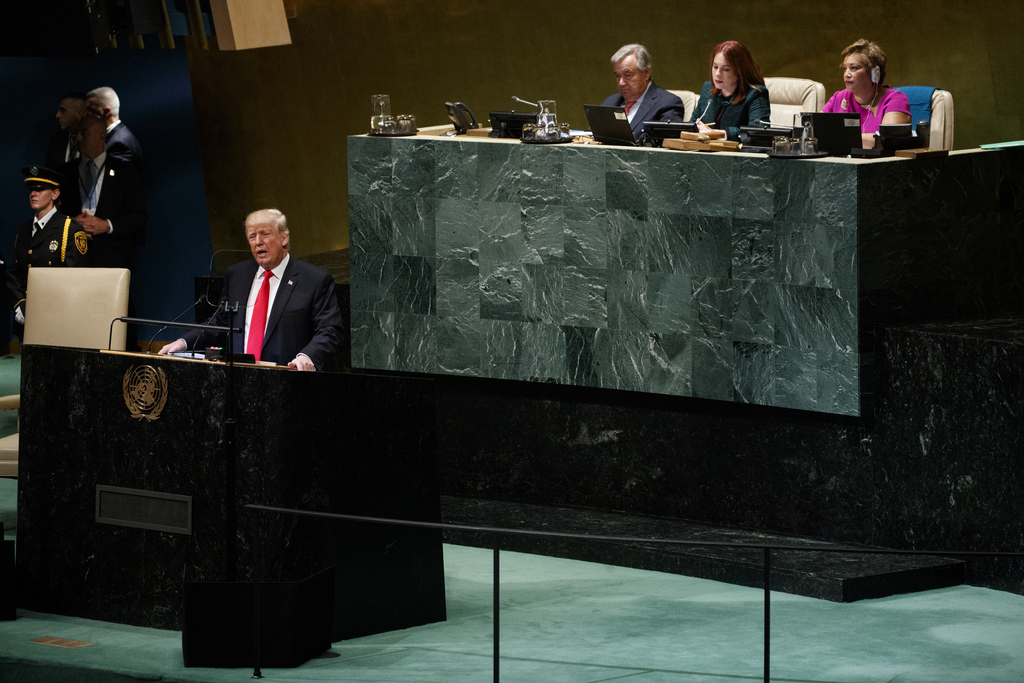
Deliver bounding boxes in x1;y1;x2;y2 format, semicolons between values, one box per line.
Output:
625;100;637;115
246;270;272;361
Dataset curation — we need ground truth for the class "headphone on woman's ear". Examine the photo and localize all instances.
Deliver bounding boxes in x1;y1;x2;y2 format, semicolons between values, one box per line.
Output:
870;66;880;84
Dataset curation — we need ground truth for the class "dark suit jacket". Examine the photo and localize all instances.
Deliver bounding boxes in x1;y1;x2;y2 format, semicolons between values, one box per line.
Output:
106;122;144;175
45;130;78;169
60;154;148;269
183;256;344;370
689;81;771;141
601;81;685;137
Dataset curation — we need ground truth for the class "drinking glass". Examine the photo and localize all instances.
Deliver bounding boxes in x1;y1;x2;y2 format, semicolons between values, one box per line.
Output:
371;94;391;132
537;100;557;129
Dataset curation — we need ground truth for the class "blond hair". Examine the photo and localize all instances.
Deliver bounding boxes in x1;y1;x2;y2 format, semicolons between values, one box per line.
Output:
244;208;288;237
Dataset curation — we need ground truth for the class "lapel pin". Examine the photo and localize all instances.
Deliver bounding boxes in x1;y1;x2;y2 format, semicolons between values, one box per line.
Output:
287;280;293;286
109;168;115;176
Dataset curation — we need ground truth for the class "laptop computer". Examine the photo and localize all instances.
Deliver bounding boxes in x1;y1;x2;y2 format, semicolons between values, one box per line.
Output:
583;104;638;146
802;112;861;157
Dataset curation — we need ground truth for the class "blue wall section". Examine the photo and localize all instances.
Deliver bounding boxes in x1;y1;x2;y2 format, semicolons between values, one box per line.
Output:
0;47;211;344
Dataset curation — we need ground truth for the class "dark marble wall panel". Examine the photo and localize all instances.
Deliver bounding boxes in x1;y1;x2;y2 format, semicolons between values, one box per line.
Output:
434;376;874;544
857;149;1024;333
872;318;1024;592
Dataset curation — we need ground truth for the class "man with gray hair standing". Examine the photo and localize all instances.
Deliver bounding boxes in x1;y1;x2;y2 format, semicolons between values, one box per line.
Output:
87;86;144;174
600;43;685;139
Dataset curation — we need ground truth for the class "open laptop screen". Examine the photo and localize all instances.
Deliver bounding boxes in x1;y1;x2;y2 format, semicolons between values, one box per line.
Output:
804;112;862;156
583;104;637;146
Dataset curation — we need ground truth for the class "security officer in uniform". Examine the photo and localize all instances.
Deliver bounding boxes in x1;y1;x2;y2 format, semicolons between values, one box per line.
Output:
6;166;90;329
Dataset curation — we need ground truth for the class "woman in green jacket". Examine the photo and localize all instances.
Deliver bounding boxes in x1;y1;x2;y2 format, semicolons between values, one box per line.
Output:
690;41;771;141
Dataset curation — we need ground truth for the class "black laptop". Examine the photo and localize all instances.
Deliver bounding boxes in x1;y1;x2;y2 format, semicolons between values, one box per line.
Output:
583;104;638;146
802;112;862;157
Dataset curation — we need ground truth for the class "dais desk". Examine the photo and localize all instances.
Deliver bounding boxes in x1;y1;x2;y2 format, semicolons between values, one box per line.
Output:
348;134;1024;416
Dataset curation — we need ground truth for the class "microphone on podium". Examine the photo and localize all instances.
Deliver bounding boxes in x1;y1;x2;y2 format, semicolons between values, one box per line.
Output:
511;95;539;109
207;249;251;275
147;296;211;353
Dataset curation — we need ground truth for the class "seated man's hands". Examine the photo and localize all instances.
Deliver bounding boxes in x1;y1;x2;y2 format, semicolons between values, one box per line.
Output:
158;339;186;355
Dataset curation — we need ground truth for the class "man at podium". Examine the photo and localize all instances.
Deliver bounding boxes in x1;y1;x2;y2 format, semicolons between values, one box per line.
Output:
159;208;342;371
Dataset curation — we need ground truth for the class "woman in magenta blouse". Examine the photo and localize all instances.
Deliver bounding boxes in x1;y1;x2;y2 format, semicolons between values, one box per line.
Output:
822;39;911;149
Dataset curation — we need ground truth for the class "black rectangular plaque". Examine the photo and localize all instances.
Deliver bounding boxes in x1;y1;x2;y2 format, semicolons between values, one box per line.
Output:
95;485;192;534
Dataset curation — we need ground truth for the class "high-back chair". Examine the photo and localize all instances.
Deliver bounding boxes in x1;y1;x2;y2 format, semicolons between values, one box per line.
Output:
0;267;131;477
892;86;955;151
763;77;827;126
667;90;699;123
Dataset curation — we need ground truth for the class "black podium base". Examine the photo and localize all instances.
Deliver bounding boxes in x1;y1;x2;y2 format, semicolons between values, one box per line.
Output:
182;566;334;668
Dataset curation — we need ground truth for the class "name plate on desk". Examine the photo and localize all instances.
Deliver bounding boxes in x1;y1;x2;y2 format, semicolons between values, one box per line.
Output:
95;485;192;535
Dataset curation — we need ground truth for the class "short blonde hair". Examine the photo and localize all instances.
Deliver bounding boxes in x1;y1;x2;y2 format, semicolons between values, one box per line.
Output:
244;208;288;237
841;38;888;84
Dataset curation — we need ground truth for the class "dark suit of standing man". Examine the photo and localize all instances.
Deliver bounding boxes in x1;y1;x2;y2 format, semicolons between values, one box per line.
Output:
59;115;147;270
44;92;87;169
159;209;343;371
600;43;685;138
87;86;144;175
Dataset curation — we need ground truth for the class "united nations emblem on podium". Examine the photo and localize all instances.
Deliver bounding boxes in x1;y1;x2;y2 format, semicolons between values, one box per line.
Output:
123;365;168;421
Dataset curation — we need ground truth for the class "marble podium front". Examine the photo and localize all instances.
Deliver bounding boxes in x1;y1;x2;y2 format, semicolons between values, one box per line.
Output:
16;346;446;640
348;137;1023;416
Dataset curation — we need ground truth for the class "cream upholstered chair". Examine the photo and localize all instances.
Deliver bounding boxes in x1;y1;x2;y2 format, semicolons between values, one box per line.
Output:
892;86;954;151
763;77;827;126
0;268;130;477
24;267;131;350
927;89;954;150
667;90;699;123
0;395;18;476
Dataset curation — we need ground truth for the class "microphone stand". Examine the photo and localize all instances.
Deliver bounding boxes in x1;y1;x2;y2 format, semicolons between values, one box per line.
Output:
111;313;244;582
224;303;239;583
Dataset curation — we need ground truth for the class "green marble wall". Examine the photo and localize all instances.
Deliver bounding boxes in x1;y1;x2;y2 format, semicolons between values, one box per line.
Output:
349;138;861;415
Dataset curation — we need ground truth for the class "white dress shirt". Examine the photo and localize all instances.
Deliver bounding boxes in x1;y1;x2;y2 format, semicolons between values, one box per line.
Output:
626;81;653;125
32;206;58;236
243;252;290;345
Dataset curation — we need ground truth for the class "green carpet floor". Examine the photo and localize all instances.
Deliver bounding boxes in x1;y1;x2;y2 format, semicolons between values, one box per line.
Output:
1;477;1023;682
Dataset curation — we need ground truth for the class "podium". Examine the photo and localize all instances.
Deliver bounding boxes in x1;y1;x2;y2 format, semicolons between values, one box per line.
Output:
15;346;446;640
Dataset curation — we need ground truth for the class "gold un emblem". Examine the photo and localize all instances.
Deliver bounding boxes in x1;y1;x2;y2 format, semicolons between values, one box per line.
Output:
123;365;168;421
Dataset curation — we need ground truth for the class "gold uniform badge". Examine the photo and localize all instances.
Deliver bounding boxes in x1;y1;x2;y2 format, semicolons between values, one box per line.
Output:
75;231;88;255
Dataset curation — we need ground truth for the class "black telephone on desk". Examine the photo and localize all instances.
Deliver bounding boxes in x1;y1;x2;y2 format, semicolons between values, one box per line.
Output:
445;102;479;134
